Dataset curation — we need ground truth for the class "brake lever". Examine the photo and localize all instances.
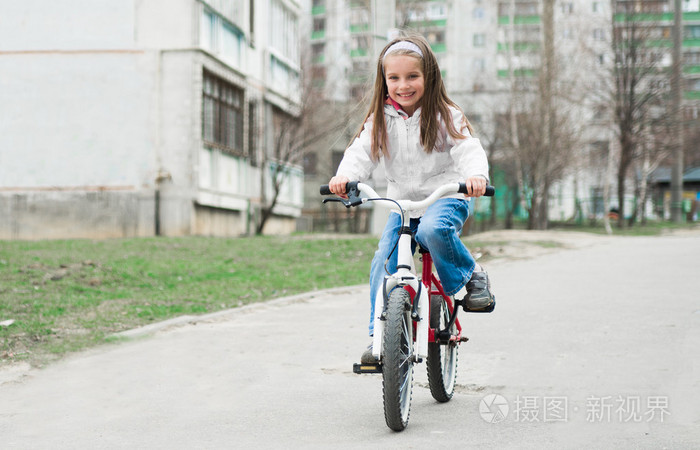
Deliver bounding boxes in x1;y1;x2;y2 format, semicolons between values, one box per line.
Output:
323;182;363;208
322;196;364;208
323;197;349;207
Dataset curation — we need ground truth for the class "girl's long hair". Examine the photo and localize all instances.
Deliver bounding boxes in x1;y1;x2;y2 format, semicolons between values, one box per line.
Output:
352;33;474;161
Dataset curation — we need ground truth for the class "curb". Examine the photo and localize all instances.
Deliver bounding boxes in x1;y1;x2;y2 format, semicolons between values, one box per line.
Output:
111;284;368;339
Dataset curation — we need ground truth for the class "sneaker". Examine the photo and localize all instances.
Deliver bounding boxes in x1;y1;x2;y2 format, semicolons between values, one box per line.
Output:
360;343;378;364
463;265;495;311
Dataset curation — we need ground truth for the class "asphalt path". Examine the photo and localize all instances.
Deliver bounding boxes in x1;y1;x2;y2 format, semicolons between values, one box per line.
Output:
1;232;699;449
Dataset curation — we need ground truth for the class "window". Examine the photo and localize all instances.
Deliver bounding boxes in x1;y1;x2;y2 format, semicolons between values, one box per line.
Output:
271;0;299;62
687;78;700;91
684;0;700;12
200;7;245;69
685;51;700;64
428;3;447;18
684;106;699;120
311;66;327;83
352;35;370;49
498;1;537;15
312;42;325;65
303;152;317;176
271;106;299;161
313;17;325;33
561;2;574;14
687;25;700;39
616;1;668;13
473;33;486;48
350;8;370;25
426;30;446;46
473;7;485;19
221;22;244;67
270;55;300;98
593;28;605;41
202;71;244;155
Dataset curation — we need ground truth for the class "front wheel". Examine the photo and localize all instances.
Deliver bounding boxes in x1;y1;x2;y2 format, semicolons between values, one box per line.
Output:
426;294;458;402
382;288;414;431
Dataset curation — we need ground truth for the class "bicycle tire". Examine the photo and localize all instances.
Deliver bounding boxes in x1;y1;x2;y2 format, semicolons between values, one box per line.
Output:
382;288;414;431
426;294;458;402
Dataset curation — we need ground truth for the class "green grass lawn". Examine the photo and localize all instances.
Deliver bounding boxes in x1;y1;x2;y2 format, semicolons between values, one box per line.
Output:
1;235;384;367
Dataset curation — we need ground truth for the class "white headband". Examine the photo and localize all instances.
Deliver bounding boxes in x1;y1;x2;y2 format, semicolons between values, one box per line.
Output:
383;41;423;60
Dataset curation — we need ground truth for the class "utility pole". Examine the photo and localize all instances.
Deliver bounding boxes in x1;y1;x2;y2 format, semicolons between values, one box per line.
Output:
670;0;684;222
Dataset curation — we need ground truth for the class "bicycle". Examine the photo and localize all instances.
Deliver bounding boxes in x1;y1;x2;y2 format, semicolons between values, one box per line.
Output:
320;181;495;431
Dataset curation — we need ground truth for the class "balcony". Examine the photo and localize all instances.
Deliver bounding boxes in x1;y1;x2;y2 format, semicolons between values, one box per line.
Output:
406;18;447;28
498;15;541;25
350;23;370;33
497;42;541;52
350;48;368;57
497;68;538;78
431;42;447;53
614;11;700;23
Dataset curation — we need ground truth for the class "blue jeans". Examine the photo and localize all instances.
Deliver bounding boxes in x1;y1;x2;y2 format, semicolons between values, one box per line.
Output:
367;198;476;336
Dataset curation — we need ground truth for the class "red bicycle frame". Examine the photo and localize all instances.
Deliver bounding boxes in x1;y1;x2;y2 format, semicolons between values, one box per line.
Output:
421;251;463;344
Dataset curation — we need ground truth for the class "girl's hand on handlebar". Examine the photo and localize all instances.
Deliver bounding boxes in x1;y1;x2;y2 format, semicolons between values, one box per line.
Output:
328;175;350;199
464;176;487;197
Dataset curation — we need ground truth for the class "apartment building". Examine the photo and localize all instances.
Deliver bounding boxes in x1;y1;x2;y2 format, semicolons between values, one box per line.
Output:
304;0;699;228
0;0;304;239
446;0;700;222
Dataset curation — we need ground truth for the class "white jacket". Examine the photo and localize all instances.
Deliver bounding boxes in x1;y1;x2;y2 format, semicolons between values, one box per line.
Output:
336;104;490;217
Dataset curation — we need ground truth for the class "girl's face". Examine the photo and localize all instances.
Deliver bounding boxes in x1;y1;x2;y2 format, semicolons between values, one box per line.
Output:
383;54;425;116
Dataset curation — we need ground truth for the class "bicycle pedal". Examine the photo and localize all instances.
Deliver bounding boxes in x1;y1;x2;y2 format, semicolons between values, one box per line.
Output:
353;363;382;374
464;299;496;313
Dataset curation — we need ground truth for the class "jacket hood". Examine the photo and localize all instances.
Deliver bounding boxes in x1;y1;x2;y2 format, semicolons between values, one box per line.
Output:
385;104;421;119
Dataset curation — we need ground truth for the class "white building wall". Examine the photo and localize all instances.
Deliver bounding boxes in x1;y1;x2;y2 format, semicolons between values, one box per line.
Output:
0;0;304;239
0;51;157;189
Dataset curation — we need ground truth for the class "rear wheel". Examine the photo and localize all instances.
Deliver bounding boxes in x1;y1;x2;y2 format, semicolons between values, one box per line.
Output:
382;288;414;431
426;294;458;402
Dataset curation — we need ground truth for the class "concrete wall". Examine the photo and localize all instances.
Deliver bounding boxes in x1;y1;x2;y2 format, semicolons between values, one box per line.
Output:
0;189;154;240
0;0;304;240
0;51;158;189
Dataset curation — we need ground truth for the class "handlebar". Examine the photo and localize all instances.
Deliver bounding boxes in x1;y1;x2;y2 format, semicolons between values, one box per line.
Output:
320;182;495;211
320;183;495;197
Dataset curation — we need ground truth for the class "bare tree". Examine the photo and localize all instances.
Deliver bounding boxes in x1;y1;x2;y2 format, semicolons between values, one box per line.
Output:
609;3;671;227
491;0;583;230
255;51;347;235
395;0;428;30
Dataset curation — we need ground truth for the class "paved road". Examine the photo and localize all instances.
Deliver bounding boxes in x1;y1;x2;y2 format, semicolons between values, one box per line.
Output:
1;232;699;449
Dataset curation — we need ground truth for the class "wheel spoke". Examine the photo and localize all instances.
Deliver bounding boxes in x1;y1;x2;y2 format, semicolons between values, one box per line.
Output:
399;352;412;369
427;295;458;403
399;370;411;393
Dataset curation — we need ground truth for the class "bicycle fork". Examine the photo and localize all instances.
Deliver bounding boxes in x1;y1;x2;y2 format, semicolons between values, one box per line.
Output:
371;227;430;363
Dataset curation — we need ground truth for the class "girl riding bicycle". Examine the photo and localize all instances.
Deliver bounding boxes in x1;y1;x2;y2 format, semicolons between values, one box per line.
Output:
327;33;495;363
